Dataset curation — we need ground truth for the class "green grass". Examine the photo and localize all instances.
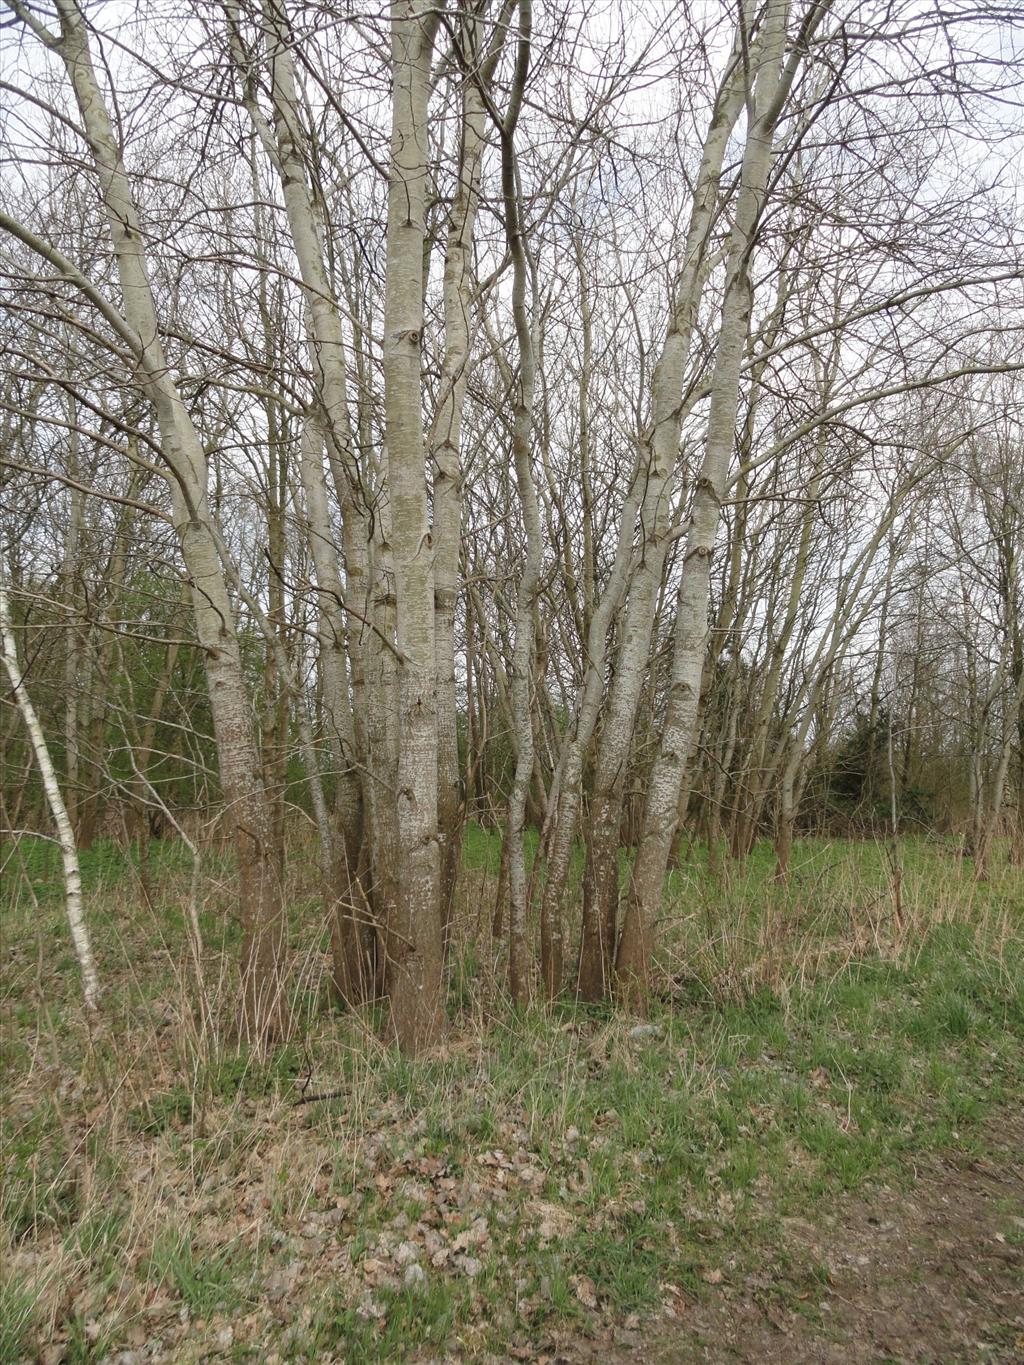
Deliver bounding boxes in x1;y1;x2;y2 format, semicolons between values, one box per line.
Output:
0;828;1021;1360
0;834;198;910
1;1101;81;1241
307;1277;466;1363
147;1224;257;1317
0;1277;38;1364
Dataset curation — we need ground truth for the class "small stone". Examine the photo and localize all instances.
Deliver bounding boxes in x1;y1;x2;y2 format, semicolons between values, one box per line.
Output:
455;1254;483;1278
404;1263;427;1290
394;1241;419;1267
629;1024;663;1041
265;1264;298;1302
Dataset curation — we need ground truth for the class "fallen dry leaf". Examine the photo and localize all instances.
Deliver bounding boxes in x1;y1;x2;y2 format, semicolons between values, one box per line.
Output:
570;1273;598;1309
453;1216;489;1252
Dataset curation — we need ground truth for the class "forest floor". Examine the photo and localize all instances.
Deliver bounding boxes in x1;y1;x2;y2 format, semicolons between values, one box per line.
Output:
1;830;1022;1363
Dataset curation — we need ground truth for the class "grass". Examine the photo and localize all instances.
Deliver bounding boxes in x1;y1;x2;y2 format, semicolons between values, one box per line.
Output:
147;1224;258;1317
0;826;1021;1361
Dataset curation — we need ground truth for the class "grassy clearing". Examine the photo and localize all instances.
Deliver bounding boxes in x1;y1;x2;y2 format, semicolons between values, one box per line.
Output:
0;829;1021;1361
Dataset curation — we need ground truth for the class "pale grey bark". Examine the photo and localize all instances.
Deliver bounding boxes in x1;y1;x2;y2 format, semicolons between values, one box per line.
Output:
617;0;824;999
495;0;541;1003
1;578;100;1010
577;20;752;998
731;449;825;857
229;0;378;995
297;420;377;998
429;1;511;936
383;0;444;1051
6;0;288;1040
61;408;85;838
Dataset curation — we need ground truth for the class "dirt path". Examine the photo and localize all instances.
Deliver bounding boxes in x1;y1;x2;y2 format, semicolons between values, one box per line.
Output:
589;1113;1024;1363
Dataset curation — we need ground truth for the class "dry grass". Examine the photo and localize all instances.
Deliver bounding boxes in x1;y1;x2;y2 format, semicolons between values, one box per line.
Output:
1;828;1021;1362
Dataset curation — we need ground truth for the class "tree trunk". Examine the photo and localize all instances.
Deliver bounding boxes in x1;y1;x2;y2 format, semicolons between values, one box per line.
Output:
496;0;541;1007
382;0;445;1052
49;0;287;1041
429;4;507;940
576;28;751;999
1;579;100;1010
617;0;801;1004
298;421;376;1003
236;0;378;994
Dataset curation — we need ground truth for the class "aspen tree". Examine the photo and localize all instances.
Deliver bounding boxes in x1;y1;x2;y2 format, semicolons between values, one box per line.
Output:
383;0;445;1050
2;0;288;1041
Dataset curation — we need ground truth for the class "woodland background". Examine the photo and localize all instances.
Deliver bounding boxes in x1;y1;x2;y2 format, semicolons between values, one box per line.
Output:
1;0;1023;1356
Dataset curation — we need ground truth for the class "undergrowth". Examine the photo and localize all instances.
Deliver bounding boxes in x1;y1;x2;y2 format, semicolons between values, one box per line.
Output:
0;828;1021;1361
